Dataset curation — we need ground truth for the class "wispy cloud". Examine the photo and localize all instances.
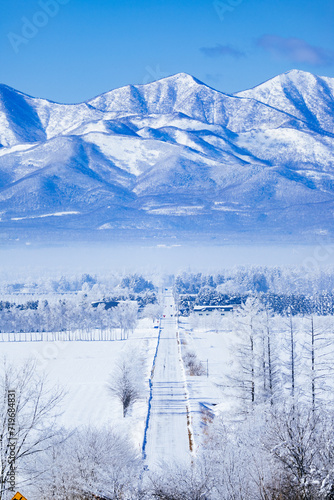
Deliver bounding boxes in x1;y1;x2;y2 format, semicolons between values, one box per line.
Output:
200;44;245;59
257;35;334;66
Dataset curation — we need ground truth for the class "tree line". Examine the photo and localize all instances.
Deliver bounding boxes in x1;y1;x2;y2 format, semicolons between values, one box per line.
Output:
0;297;139;340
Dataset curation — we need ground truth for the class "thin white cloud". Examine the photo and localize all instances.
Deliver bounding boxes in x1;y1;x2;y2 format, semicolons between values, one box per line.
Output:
200;44;245;59
257;35;334;66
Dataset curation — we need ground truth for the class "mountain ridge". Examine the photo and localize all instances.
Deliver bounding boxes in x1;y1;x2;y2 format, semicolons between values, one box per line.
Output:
0;70;333;243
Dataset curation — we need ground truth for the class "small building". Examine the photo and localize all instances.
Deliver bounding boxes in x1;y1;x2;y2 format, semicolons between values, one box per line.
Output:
91;300;119;310
193;305;235;316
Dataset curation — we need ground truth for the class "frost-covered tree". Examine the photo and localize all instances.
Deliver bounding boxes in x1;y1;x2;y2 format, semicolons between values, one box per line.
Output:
280;308;303;409
202;402;334;499
0;359;64;499
302;315;334;412
229;296;266;412
204;411;273;500
108;351;144;417
148;459;215;500
28;427;140;499
113;301;138;340
264;404;334;500
261;307;282;407
143;303;163;323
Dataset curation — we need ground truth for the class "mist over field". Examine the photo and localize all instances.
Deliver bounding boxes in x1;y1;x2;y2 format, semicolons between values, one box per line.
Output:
1;242;334;274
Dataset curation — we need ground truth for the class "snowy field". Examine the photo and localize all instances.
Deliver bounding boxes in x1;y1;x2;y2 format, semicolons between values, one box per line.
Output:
0;318;159;451
178;315;234;446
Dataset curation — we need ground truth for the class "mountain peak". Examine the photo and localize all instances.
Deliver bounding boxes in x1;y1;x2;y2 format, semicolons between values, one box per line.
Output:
87;72;211;115
235;69;317;96
280;68;322;84
151;72;203;86
235;68;334;134
284;68;313;77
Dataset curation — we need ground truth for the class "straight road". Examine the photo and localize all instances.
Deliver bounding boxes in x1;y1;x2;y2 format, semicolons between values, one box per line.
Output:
144;289;192;470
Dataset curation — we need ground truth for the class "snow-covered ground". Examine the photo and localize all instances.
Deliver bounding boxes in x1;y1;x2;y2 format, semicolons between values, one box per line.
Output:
177;315;234;446
0;318;160;453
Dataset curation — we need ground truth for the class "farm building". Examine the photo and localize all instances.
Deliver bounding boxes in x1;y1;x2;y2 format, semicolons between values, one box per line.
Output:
193;305;236;316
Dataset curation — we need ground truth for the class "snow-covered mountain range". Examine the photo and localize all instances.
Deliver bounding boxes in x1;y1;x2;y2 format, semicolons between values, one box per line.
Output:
0;70;333;242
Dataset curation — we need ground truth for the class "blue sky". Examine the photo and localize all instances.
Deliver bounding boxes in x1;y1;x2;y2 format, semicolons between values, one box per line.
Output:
1;0;334;103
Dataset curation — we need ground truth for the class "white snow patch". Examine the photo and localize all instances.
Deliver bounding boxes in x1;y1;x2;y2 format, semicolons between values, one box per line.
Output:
11;211;80;221
146;205;204;215
0;143;36;157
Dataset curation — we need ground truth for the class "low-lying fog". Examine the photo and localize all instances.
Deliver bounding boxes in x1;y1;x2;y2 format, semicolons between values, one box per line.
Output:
0;242;333;274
